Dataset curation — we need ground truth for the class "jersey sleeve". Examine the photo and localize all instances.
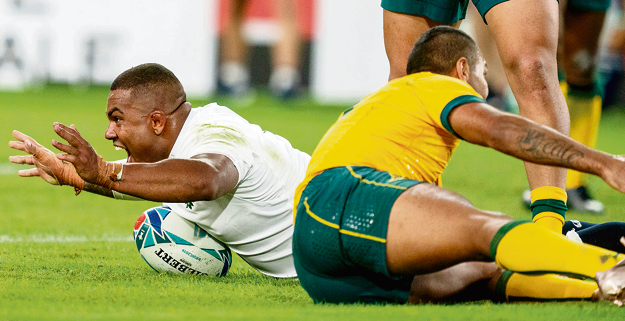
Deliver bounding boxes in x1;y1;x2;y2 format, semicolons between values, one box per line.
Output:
425;78;486;139
175;124;254;183
440;94;486;139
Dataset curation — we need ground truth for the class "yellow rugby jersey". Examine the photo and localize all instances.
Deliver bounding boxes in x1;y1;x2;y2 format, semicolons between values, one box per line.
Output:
294;72;485;210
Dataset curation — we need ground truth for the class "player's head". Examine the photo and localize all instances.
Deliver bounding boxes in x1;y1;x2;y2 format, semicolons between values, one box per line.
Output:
105;63;191;163
110;63;187;114
406;26;488;98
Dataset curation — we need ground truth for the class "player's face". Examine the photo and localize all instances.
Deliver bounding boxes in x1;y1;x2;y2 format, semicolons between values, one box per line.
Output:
105;89;162;163
468;56;489;99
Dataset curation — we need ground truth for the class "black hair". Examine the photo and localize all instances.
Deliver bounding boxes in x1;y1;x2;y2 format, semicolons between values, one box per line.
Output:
406;26;480;76
111;63;186;105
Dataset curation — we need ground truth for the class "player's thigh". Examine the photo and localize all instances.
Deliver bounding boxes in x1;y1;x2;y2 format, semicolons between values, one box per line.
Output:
386;183;514;275
382;0;462;80
484;0;559;66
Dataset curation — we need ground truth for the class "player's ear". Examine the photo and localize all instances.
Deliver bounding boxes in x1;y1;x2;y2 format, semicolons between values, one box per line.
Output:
456;57;470;82
150;111;167;135
450;57;470;82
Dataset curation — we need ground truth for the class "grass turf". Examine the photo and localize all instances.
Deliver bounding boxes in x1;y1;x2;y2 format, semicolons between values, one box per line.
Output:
1;85;625;320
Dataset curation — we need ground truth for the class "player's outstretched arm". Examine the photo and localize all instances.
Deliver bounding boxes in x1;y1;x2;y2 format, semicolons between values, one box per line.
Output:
106;155;239;202
52;122;239;203
448;102;625;193
8;130;85;192
9;129;117;197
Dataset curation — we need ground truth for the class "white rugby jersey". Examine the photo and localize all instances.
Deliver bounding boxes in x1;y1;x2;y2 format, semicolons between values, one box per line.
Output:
164;103;310;278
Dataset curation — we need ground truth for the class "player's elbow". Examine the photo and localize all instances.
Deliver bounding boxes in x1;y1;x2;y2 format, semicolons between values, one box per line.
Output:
193;178;227;201
478;116;511;150
479;114;519;151
197;172;237;201
185;156;238;201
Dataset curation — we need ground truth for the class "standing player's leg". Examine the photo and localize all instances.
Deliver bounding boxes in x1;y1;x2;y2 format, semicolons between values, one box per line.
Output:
383;9;460;81
483;0;570;232
218;0;251;95
560;3;608;213
269;0;302;98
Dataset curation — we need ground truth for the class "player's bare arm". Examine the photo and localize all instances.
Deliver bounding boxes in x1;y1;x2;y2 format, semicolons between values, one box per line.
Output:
9;130;85;192
52;122;239;202
10;129;124;198
105;155;239;202
447;102;625;193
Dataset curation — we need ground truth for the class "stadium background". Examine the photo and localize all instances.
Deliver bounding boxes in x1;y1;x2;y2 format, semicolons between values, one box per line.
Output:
2;0;625;320
1;0;624;105
0;0;391;103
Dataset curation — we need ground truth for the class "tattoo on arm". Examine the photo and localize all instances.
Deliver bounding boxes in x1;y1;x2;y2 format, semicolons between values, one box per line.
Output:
83;182;114;198
517;129;584;166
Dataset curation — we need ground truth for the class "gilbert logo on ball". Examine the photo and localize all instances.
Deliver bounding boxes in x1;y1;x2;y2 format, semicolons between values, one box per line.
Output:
133;206;232;277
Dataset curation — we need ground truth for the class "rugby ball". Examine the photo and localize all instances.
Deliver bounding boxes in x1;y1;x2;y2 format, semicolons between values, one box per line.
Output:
133;205;232;277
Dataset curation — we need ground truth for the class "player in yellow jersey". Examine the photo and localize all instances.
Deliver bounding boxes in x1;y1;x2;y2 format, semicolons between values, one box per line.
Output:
292;26;625;305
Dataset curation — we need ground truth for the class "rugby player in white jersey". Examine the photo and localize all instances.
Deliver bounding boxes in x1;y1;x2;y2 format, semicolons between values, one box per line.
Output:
8;63;310;278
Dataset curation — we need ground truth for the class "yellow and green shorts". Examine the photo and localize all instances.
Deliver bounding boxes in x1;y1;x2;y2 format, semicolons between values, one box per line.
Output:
293;166;423;304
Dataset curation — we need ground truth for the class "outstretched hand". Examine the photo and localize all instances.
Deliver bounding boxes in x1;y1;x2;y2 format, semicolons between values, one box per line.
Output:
8;129;85;193
600;155;625;195
52;122;122;189
52;122;102;184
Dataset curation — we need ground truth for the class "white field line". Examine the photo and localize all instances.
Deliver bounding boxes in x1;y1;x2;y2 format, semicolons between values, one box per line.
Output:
2;163;134;243
0;234;133;243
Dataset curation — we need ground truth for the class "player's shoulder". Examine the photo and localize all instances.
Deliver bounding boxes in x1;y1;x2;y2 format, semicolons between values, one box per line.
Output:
193;103;249;123
404;72;472;89
405;72;481;102
187;103;258;132
170;103;259;158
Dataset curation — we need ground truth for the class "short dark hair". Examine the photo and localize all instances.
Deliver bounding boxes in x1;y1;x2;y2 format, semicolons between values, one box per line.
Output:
406;26;481;76
111;63;186;107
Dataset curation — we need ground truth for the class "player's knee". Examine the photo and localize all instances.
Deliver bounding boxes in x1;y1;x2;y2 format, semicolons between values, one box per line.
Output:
501;53;553;86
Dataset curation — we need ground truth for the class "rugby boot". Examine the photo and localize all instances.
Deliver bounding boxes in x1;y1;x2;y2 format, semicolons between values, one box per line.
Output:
593;237;625;306
566;186;604;214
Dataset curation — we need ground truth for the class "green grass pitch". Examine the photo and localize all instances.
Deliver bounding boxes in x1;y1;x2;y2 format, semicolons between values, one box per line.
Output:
1;85;625;320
